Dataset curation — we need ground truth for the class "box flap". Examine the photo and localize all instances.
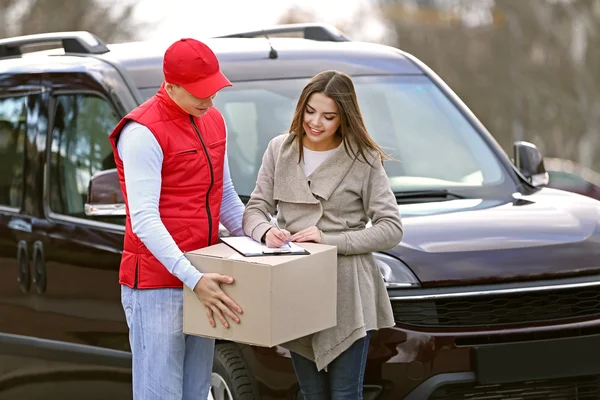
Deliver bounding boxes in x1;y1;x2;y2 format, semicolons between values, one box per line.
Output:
186;242;330;266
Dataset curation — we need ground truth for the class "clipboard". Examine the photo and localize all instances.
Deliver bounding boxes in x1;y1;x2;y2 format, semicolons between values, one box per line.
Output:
220;236;311;257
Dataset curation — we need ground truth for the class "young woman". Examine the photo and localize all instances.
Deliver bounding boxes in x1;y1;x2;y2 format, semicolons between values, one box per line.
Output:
242;70;403;399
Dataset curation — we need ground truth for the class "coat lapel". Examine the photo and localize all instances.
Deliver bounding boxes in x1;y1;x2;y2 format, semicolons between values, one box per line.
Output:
307;142;355;201
273;134;320;204
273;134;356;203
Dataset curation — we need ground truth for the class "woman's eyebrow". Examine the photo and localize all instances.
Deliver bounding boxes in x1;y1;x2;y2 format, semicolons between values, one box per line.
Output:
306;103;338;115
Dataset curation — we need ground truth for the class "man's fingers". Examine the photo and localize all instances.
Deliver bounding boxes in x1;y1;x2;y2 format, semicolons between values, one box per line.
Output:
204;305;216;328
220;294;243;314
211;305;229;328
213;274;234;284
217;301;241;324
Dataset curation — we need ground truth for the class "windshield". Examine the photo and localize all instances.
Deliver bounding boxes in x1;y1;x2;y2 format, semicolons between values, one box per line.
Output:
142;75;512;198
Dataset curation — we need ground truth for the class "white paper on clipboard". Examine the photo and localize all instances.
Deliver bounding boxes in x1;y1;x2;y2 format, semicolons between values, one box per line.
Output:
220;236;310;257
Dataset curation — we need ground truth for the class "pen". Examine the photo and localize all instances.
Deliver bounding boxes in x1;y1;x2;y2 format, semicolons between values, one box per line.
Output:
267;212;291;247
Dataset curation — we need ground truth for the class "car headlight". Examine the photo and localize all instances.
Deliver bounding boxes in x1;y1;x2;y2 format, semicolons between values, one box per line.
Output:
374;252;420;288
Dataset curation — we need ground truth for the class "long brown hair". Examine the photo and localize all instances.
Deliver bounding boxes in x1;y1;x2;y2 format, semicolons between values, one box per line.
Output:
289;70;389;165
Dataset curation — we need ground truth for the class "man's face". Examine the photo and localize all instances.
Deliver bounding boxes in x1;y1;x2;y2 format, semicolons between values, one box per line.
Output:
166;83;216;117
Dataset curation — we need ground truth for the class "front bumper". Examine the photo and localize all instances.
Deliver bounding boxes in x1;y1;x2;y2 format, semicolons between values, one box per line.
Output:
376;323;600;399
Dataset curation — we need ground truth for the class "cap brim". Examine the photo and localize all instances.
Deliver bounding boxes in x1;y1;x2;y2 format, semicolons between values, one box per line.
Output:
182;70;232;99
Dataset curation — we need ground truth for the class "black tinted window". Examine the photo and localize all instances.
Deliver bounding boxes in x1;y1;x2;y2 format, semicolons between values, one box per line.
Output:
49;94;119;220
0;96;26;208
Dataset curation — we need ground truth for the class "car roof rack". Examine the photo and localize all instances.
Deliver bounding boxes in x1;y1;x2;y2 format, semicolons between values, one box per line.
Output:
0;31;109;58
216;23;351;42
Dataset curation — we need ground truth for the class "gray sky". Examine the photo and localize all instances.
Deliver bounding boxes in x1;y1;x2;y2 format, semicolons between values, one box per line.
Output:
131;0;385;42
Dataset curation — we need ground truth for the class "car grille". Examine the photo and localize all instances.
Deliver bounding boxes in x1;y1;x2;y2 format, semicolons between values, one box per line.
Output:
429;375;600;399
392;285;600;328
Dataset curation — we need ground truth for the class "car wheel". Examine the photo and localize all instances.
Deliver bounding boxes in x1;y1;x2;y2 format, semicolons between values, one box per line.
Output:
211;343;260;400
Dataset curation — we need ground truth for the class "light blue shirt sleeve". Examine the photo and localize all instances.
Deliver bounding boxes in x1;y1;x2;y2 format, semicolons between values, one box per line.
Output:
220;141;245;237
117;121;244;291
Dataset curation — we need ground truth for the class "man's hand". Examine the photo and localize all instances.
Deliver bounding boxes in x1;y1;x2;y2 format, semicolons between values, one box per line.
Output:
193;273;243;328
290;226;322;243
265;227;291;248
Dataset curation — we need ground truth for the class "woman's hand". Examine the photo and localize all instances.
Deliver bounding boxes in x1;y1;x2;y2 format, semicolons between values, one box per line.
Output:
290;226;322;243
265;227;291;248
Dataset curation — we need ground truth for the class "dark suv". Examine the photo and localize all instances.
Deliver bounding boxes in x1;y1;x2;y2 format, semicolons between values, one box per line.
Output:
2;24;600;400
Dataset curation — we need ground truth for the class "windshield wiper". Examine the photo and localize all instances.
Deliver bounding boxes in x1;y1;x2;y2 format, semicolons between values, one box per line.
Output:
240;190;464;204
394;189;465;203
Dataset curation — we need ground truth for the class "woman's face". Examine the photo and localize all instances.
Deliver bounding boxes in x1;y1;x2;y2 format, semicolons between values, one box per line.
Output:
302;92;341;151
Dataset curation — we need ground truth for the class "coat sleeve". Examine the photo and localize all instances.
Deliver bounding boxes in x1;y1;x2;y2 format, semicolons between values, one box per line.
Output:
321;154;403;255
242;136;284;242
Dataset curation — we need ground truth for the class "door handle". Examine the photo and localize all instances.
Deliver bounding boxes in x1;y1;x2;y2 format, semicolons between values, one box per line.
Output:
16;240;30;293
32;241;46;294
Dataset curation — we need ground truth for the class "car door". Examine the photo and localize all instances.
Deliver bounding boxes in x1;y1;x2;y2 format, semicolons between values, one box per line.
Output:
0;90;32;307
0;76;44;382
0;76;132;399
35;83;129;347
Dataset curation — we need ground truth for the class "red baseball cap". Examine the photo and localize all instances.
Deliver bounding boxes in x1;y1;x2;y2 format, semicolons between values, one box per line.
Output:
163;38;232;99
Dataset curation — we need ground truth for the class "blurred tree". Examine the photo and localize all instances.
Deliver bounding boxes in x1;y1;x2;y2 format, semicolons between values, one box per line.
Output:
0;0;140;43
275;4;374;41
376;0;600;172
277;5;317;25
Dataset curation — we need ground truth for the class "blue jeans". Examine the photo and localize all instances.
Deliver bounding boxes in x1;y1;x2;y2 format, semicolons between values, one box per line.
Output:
290;332;372;400
121;285;214;400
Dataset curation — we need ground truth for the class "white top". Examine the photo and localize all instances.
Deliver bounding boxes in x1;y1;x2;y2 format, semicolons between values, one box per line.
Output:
301;146;337;177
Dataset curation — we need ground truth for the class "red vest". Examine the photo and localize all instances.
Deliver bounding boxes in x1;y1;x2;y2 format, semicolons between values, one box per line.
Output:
109;85;226;289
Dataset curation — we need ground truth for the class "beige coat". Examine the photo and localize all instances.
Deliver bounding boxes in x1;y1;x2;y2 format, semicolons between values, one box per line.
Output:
242;133;403;371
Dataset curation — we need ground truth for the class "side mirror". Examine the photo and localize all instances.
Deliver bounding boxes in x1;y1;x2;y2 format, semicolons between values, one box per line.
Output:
84;168;126;216
513;141;549;187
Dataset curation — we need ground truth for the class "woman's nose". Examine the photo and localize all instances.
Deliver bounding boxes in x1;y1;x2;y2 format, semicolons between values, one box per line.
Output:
309;116;321;128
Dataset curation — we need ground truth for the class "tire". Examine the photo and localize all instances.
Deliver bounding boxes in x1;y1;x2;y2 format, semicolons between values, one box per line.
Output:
211;343;260;400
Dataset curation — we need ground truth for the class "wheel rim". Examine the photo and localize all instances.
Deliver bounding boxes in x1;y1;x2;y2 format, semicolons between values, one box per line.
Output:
211;372;233;400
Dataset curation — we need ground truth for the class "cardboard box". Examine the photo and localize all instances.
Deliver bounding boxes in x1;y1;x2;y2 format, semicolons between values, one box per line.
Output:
183;242;337;347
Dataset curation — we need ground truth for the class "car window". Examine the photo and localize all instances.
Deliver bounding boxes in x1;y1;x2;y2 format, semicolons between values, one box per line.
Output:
216;84;300;196
143;75;511;198
48;93;122;223
355;76;504;189
0;95;26;209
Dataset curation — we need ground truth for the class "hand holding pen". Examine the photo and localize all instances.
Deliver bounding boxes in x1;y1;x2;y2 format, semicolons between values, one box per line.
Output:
265;212;291;248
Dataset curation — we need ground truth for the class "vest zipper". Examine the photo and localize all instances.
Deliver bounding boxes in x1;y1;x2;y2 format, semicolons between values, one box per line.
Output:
133;257;139;289
189;115;214;246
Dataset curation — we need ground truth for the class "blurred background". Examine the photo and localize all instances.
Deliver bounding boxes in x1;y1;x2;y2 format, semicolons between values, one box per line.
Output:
2;0;599;181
